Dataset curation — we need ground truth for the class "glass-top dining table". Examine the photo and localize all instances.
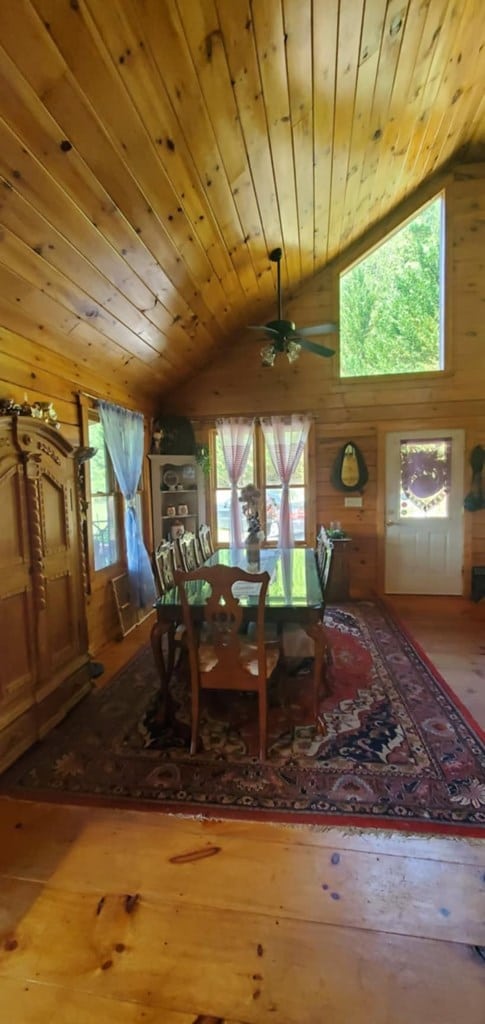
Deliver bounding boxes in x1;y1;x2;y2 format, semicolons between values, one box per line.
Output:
151;546;329;726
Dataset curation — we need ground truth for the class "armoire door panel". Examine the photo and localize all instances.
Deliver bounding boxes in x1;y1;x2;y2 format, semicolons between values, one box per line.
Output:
45;574;78;670
0;589;35;728
0;466;27;565
41;473;68;550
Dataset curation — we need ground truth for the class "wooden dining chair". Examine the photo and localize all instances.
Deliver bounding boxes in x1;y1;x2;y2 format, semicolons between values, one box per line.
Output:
281;531;333;667
316;525;334;595
153;540;177;597
174;564;280;759
152;540;187;681
198;523;215;561
175;531;202;572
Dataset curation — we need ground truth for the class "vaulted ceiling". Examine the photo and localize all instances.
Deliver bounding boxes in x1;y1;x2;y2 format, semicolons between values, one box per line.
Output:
0;0;484;403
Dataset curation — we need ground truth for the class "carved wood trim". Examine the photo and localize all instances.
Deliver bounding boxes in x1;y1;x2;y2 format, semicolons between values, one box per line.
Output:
24;459;46;612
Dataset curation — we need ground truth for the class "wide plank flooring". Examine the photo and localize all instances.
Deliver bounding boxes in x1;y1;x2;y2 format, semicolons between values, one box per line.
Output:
0;596;484;1023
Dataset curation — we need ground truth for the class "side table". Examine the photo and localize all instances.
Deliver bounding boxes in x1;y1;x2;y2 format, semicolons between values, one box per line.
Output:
326;537;352;602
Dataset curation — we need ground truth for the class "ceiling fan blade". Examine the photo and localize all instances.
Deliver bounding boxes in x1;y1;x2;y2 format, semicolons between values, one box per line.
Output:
247;324;280;337
297;322;338;337
292;336;335;358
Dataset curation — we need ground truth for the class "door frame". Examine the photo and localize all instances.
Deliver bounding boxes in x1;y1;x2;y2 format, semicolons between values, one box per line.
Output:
377;424;470;597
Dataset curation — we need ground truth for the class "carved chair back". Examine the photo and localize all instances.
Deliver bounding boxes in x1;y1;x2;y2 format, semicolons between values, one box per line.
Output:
174;564;279;758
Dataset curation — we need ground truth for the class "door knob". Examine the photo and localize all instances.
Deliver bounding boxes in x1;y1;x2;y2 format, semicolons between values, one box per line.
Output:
386;520;397;526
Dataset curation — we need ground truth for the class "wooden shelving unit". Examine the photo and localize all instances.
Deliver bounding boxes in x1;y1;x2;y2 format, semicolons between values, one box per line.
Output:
147;454;206;551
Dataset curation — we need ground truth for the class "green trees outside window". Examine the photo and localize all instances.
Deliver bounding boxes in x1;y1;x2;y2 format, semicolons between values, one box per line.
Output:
339;195;444;377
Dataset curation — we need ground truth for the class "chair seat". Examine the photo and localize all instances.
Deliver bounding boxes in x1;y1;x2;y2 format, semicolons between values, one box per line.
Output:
198;642;280;678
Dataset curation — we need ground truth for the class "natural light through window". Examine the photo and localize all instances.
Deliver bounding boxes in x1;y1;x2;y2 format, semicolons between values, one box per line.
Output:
88;417;119;571
339;194;444;378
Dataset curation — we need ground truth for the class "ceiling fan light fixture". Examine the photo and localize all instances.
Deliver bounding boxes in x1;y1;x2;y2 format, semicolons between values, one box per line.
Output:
286;340;301;363
250;245;338;365
261;343;276;367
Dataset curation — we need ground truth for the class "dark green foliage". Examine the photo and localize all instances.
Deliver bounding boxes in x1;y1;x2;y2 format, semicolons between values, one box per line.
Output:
340;197;443;377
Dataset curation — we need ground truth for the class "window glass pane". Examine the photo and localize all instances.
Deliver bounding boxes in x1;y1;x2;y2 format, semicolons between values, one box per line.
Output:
264;487;305;542
88;416;119;570
264;438;305;485
214;431;255;544
265;487;281;540
88;420;110;493
400;438;451;519
290;487;305;541
91;495;119;569
340;195;443;377
215;488;246;545
265;447;280;486
214;432;254;489
291;459;305;485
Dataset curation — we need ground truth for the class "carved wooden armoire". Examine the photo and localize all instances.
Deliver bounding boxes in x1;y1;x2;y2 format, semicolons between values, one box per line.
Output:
0;416;91;772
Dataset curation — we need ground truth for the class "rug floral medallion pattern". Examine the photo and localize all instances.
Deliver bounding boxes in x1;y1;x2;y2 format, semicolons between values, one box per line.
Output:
3;602;484;834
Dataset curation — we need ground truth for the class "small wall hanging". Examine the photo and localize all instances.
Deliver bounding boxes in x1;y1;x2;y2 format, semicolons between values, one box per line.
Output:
331;441;368;492
464;445;485;511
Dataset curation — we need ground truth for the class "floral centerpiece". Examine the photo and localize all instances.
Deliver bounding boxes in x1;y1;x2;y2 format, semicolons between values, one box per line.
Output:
239;484;265;551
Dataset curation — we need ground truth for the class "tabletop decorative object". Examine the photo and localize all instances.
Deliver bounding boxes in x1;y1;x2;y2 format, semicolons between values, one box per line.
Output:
239;483;265;566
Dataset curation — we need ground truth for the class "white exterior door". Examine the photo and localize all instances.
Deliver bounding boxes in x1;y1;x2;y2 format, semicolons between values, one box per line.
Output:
385;429;464;595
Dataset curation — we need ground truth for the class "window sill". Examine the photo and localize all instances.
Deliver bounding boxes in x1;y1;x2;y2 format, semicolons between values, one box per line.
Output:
331;367;454;390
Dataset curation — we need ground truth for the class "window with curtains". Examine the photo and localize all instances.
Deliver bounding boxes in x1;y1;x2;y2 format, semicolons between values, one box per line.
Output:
87;414;122;571
87;414;147;573
210;422;309;546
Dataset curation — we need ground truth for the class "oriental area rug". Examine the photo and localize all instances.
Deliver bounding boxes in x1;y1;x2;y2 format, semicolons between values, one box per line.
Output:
3;602;484;836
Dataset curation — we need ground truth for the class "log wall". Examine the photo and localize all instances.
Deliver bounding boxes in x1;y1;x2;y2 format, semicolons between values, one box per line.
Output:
165;165;485;597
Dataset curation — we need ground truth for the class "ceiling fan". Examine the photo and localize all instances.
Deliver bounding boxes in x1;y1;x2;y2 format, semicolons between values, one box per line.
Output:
248;247;338;367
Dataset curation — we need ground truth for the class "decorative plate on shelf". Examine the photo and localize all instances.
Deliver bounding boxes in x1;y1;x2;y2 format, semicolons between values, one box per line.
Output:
181;463;196;485
162;468;178;490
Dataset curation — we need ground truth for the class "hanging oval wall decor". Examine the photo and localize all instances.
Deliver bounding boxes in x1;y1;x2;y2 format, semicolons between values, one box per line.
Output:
331;441;368;492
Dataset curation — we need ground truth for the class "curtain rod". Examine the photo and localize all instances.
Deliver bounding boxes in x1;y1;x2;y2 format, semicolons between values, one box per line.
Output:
78;389;101;403
77;390;148;419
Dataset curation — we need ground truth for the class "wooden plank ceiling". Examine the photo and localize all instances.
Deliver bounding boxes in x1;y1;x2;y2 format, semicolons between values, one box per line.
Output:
0;0;484;404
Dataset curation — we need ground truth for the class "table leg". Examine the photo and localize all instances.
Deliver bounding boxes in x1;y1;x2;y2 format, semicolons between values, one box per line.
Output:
304;620;330;719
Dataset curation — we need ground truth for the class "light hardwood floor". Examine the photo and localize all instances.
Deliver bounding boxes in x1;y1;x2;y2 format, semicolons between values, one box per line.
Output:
0;597;484;1024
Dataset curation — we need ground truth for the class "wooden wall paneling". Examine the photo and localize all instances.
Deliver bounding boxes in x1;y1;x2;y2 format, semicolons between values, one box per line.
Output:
372;0;448;216
251;0;301;283
0;292;164;406
326;0;364;261
85;0;250;301
0;0;227;347
375;0;431;221
398;0;471;189
0;330;156;413
312;0;339;272
350;0;408;238
338;0;388;249
0;226;184;381
29;0;239;327
282;0;314;280
394;0;474;201
152;0;266;299
215;0;283;292
0;41;199;351
427;3;485;178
